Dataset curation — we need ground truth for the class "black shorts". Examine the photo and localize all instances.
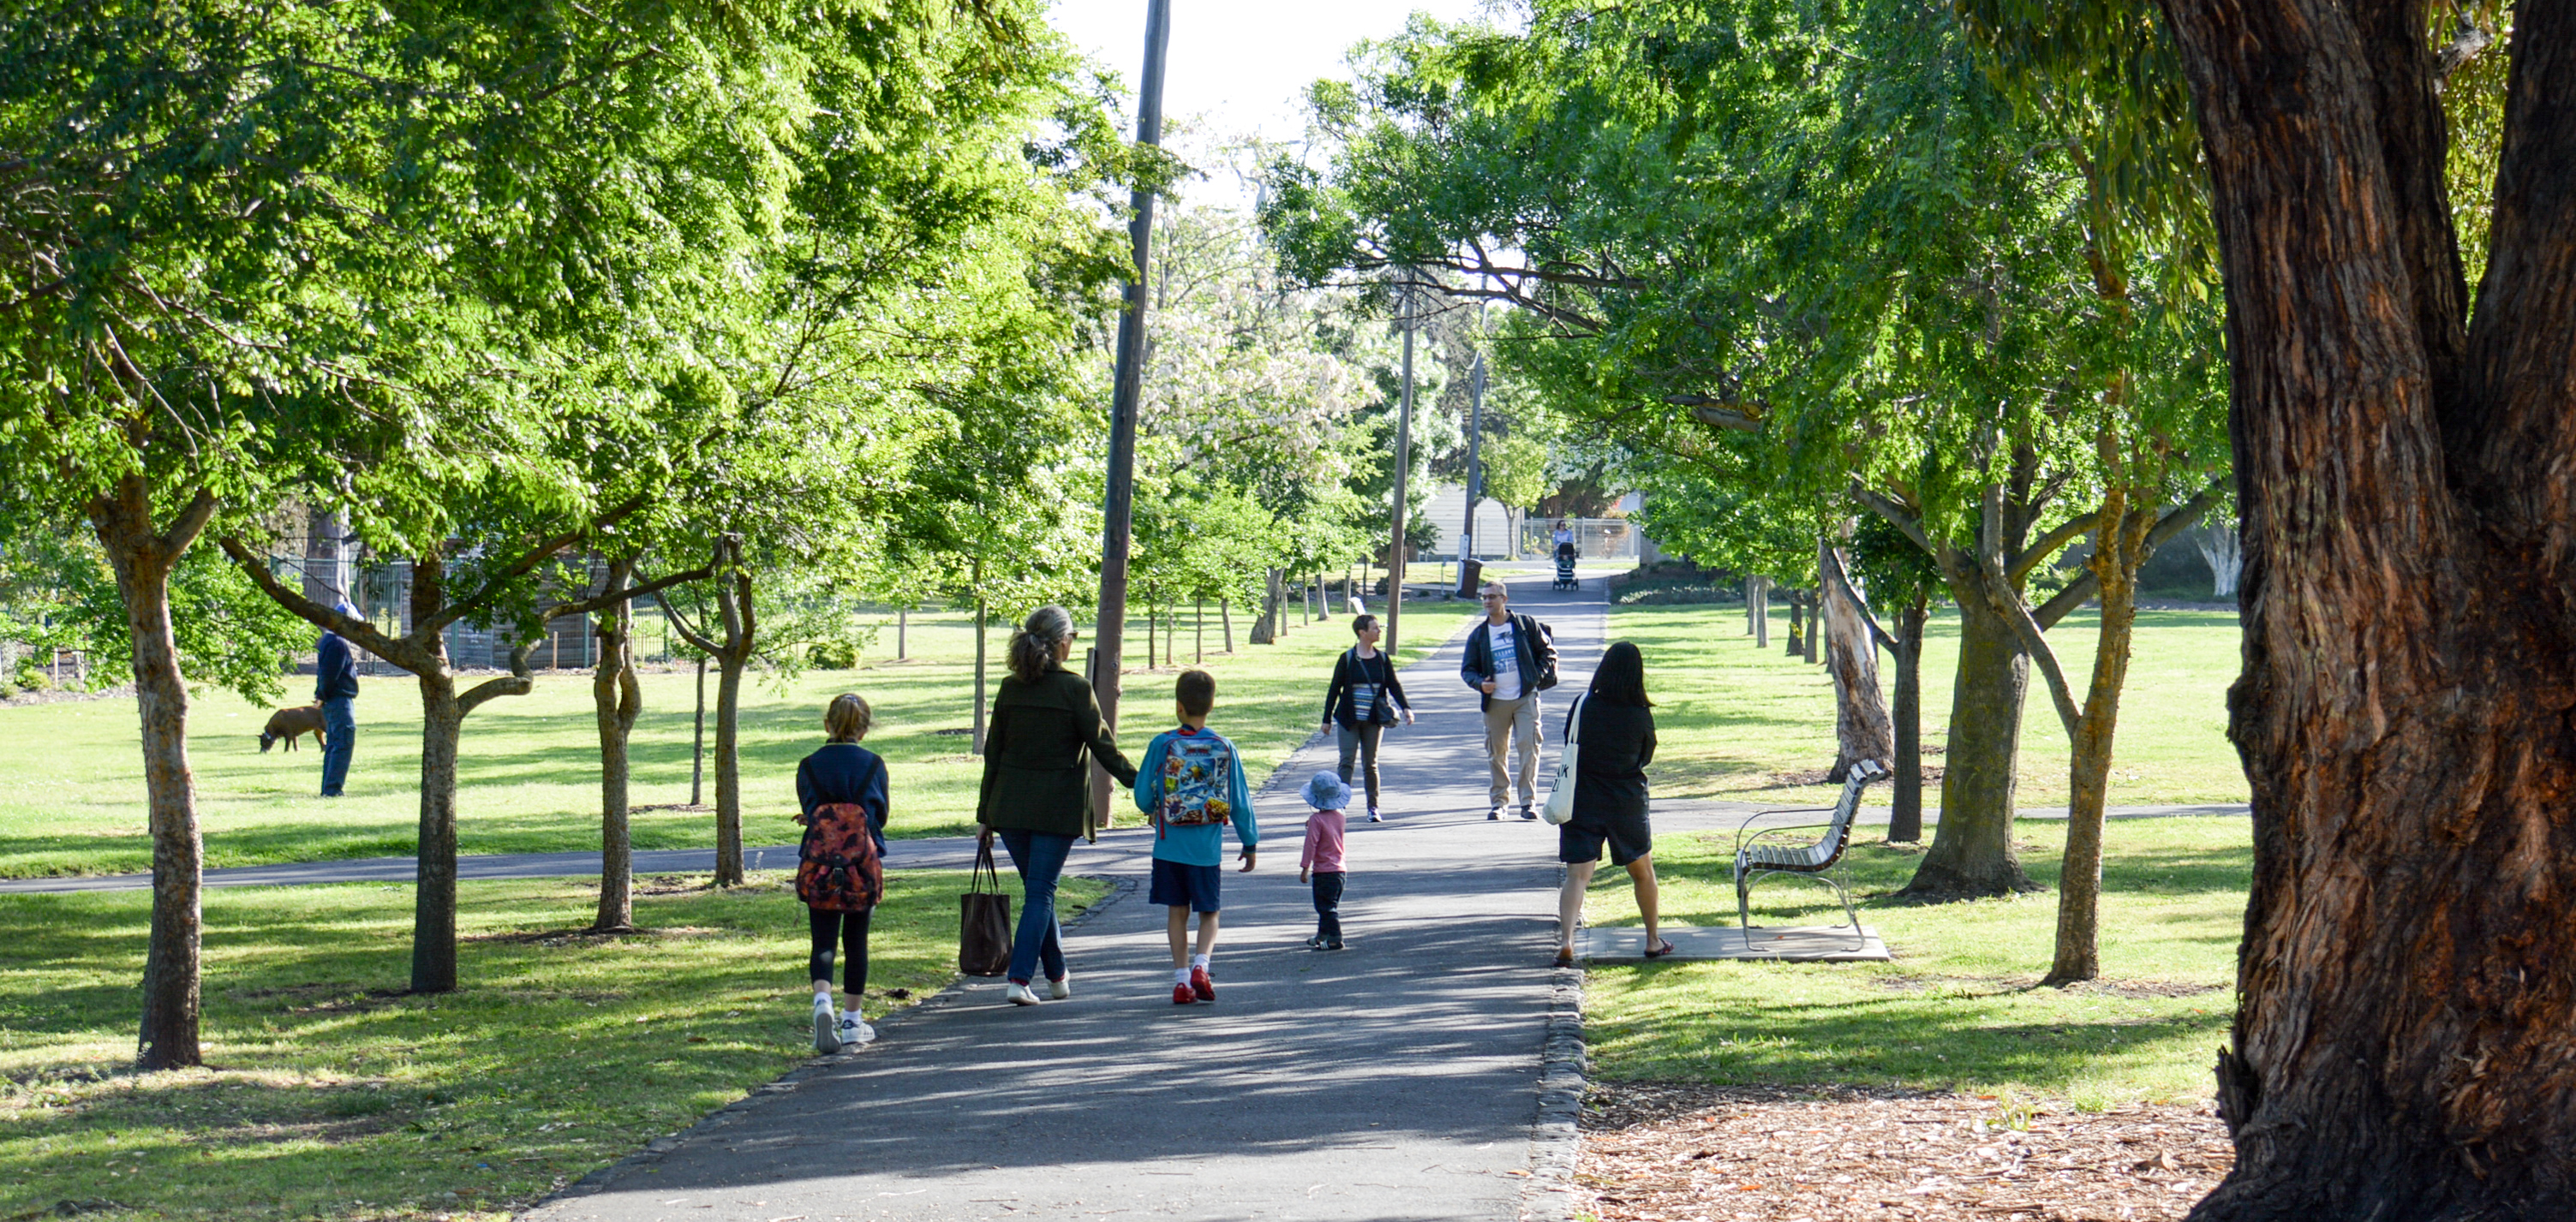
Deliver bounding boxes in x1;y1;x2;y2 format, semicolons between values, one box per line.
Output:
1149;858;1224;913
1559;810;1653;868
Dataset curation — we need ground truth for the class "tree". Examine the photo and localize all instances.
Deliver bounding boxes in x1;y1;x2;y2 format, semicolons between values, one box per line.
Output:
1964;0;2576;1211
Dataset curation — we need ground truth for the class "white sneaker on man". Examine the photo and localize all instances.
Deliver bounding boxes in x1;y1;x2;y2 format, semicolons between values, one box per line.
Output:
810;995;840;1053
1004;981;1043;1006
1048;974;1072;1001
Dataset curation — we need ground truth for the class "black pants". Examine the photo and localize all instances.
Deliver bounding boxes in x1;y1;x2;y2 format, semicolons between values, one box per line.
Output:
808;907;872;993
1312;872;1346;943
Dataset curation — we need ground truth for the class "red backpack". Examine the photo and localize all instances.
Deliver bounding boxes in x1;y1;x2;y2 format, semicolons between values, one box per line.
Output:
795;796;885;912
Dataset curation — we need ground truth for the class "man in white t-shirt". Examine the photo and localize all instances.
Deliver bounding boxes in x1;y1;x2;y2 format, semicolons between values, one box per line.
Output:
1459;581;1557;820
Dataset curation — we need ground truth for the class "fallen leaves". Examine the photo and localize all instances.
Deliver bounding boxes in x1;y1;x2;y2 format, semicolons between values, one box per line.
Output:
1575;1082;2231;1221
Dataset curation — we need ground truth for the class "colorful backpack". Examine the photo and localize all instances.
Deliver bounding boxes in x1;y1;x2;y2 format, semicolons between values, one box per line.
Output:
1152;734;1235;831
796;796;885;912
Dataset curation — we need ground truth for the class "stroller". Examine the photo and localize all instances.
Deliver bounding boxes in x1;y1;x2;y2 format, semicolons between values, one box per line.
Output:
1552;544;1580;591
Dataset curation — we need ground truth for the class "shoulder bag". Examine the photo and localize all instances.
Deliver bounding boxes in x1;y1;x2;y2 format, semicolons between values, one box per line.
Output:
959;830;1013;976
1540;694;1587;826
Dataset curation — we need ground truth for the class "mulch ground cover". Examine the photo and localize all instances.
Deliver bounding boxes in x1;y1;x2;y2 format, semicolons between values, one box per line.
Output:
1574;1082;2232;1221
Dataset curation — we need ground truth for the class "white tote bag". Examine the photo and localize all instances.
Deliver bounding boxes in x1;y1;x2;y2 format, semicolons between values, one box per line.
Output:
1540;694;1586;826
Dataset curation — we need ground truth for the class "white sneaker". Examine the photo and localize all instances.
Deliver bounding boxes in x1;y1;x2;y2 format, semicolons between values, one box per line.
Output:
839;1016;876;1046
810;997;840;1053
1004;981;1042;1006
1047;974;1072;1001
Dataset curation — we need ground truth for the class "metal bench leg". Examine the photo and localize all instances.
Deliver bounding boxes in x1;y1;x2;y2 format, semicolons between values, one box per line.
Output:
1736;855;1754;936
1830;861;1864;951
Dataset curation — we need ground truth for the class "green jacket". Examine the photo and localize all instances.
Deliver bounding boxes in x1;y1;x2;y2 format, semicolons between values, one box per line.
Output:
976;666;1139;838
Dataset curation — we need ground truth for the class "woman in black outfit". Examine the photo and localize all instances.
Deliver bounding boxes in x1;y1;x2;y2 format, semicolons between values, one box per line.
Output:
1320;613;1414;822
1554;641;1665;966
798;693;889;1050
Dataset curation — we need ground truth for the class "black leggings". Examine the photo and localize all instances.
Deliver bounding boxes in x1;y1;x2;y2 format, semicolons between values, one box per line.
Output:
808;907;872;993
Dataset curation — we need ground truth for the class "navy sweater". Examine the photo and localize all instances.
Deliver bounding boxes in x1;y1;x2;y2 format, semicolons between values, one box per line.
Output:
796;743;890;854
315;633;359;701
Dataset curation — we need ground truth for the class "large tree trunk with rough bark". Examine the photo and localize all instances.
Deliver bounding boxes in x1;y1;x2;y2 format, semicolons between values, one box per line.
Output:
591;563;640;933
93;482;212;1070
2152;2;2576;1214
1887;594;1928;843
1820;544;1896;782
1904;596;2035;897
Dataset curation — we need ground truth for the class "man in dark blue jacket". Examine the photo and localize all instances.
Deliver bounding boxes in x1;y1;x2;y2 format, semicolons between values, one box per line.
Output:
317;603;360;797
1459;581;1557;820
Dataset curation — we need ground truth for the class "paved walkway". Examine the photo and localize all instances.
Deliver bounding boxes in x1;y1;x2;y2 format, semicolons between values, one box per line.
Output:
517;577;1611;1222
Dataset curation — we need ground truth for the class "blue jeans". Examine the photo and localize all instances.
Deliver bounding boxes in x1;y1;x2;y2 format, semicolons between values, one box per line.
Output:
320;697;356;796
995;829;1074;985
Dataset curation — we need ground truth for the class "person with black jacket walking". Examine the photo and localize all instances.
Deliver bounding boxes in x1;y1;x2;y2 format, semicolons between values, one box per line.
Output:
316;602;360;797
1321;613;1414;822
1459;581;1557;820
1554;641;1665;966
976;605;1139;1007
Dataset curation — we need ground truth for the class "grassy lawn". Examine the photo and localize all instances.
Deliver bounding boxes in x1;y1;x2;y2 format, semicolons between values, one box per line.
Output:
0;602;1479;879
0;870;1107;1221
1617;602;2246;808
1580;817;2245;1108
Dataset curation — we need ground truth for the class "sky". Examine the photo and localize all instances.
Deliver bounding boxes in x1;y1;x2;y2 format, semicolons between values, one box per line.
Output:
1043;0;1502;202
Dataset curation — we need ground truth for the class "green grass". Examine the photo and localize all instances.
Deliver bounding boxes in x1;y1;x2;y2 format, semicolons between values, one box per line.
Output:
0;603;1480;879
1617;602;2246;808
1580;817;2246;1107
0;870;1106;1221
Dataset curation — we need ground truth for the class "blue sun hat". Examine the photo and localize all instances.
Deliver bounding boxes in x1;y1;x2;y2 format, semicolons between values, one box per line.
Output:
1300;770;1354;811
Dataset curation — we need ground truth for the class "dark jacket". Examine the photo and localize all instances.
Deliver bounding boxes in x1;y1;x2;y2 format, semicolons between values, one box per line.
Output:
1323;646;1410;728
1458;613;1555;712
797;742;890;855
1567;698;1656;823
315;632;359;701
976;665;1139;838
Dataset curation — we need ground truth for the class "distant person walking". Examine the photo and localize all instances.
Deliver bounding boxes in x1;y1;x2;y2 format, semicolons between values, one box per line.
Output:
1321;613;1414;822
797;693;889;1051
1461;581;1557;820
1554;641;1666;966
316;603;360;797
977;605;1138;1008
1551;521;1576;563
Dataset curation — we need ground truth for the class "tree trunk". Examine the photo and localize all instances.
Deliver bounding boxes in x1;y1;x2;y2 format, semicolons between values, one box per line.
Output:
2155;3;2576;1213
592;564;639;934
1221;597;1234;652
1195;595;1204;663
414;676;463;993
973;590;989;754
2042;504;2147;987
1900;597;2035;897
712;652;744;887
1820;545;1896;782
1251;581;1277;645
93;489;204;1070
1803;593;1820;665
1784;590;1805;656
896;607;907;660
2192;525;2242;598
1887;595;1928;843
1750;576;1770;647
690;656;707;807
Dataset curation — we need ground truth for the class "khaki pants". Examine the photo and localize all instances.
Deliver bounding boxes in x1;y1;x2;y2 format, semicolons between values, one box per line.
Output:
1484;693;1543;809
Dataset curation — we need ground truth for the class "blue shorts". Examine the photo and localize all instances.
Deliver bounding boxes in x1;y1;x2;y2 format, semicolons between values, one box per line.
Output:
1149;858;1224;913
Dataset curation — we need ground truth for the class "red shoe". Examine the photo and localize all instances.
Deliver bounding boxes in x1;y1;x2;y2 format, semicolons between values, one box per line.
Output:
1172;981;1195;1005
1190;965;1215;1003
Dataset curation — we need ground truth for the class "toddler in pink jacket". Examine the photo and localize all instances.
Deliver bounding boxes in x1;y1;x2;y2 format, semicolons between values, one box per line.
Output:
1298;771;1351;950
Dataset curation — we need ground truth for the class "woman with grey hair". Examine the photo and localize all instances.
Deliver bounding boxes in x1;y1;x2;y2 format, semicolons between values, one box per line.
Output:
976;605;1139;1006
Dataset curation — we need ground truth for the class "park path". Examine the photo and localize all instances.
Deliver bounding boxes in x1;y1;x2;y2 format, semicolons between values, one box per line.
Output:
516;576;1611;1222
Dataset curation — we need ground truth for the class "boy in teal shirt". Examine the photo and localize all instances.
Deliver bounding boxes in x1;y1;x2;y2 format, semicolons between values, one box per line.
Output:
1134;669;1259;1004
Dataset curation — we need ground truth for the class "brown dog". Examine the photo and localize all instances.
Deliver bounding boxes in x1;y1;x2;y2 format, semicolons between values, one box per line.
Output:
260;704;328;753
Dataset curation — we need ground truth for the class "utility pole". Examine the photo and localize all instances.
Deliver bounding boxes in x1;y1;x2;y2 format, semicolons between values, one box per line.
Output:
1463;350;1485;566
1386;277;1420;655
1089;0;1173;836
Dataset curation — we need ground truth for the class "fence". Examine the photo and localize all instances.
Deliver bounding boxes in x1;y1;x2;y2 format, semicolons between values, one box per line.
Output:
1516;517;1642;562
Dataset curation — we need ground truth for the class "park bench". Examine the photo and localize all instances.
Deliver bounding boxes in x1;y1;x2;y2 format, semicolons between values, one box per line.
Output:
1732;757;1888;950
